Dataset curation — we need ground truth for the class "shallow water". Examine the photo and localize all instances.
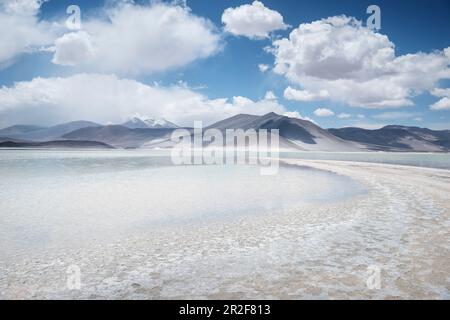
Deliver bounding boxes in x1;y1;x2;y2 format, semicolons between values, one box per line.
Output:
280;151;450;170
1;150;448;299
0;150;363;260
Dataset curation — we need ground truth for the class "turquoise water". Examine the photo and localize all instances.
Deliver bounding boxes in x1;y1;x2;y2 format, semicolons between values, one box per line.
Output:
280;151;450;170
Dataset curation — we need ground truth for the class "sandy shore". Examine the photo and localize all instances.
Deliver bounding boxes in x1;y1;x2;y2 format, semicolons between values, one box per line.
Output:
1;160;449;299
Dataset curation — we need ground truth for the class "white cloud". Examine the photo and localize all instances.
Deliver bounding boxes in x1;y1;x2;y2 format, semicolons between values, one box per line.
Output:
51;31;95;66
430;97;450;111
430;88;450;111
0;74;287;127
431;88;450;97
270;15;450;109
258;64;270;73
283;111;316;124
264;91;276;100
0;0;55;68
52;3;221;74
337;113;351;119
314;108;335;117
222;1;288;39
284;86;329;101
2;0;43;15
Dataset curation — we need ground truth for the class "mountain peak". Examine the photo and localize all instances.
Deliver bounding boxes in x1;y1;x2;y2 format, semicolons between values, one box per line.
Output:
122;115;179;129
264;112;280;117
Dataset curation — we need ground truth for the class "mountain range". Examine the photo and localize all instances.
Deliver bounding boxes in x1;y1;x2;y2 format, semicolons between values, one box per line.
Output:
0;121;101;142
0;113;449;152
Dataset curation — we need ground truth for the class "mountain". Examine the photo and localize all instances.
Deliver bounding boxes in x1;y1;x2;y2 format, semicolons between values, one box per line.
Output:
0;125;46;137
329;125;450;152
0;140;114;149
122;116;179;129
0;121;101;141
206;114;261;131
0;136;27;143
207;112;363;151
66;112;362;151
383;126;450;149
1;113;449;151
62;125;178;148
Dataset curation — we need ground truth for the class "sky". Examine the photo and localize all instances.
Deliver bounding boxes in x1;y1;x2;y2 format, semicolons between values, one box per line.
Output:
0;0;449;129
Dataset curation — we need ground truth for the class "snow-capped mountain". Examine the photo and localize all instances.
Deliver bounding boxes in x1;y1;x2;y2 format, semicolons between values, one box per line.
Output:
122;116;179;129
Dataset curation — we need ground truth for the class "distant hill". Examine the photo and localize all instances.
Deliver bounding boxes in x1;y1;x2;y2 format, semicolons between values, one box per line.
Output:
63;125;178;148
0;136;27;143
0;125;46;137
0;121;101;141
329;125;450;152
0;140;114;149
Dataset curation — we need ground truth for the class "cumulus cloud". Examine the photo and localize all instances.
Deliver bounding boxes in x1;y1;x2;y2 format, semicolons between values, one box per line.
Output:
258;64;270;73
0;74;286;127
52;31;95;66
430;88;450;110
0;0;55;68
313;108;335;117
264;91;276;100
270;15;450;108
283;111;316;124
284;86;329;102
2;0;43;15
51;3;221;74
431;88;450;97
337;113;351;119
430;98;450;111
222;1;288;39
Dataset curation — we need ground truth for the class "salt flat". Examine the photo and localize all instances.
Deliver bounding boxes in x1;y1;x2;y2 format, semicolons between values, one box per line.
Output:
1;157;449;299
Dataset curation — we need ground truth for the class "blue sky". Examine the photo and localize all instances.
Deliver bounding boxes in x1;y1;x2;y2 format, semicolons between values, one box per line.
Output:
0;0;449;129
